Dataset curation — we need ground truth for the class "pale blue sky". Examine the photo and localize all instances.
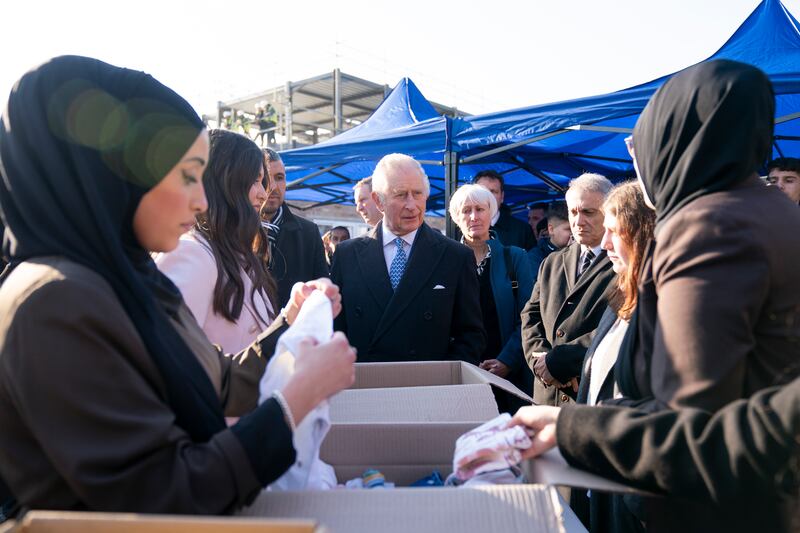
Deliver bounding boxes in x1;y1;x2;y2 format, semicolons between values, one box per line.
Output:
1;1;792;116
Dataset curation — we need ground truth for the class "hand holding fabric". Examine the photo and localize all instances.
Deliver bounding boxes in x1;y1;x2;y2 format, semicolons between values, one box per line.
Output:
508;405;561;460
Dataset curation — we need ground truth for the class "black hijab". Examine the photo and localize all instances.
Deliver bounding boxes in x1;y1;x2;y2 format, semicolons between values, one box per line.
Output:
632;59;774;227
0;56;226;441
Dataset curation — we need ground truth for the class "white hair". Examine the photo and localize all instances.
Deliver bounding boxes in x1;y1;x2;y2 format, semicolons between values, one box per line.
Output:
567;173;613;197
371;153;430;201
448;183;498;224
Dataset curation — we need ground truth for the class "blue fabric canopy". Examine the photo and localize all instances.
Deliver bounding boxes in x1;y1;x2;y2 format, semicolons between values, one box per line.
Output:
281;78;452;207
284;0;800;213
452;0;800;208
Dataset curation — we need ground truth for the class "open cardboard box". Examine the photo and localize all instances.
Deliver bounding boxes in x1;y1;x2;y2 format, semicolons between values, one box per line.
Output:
242;485;580;533
325;361;531;486
2;511;318;532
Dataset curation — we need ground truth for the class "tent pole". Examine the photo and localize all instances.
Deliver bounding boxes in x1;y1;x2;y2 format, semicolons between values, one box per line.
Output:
286;163;345;188
444;150;459;238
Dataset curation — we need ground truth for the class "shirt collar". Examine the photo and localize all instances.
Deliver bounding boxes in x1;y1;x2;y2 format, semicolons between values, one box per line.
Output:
382;222;419;248
581;243;603;258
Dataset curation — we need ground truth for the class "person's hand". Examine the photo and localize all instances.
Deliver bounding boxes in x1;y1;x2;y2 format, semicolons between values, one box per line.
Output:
563;377;579;393
479;359;510;378
532;354;564;388
285;278;342;324
508;405;561;459
280;332;356;425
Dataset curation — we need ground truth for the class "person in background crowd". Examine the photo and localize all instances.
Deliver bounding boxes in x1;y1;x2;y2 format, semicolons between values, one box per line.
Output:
473;170;536;250
528;202;547;235
331;153;485;364
766;157;800;204
534;216;549;240
156;130;277;355
569;180;655;533
595;59;800;531
447;184;535;408
322;226;350;267
527;203;571;280
353;177;382;227
0;55;356;517
261;148;328;307
521;173;616;405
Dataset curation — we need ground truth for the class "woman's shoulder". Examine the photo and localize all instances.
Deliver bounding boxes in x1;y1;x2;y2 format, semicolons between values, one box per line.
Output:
0;257;121;327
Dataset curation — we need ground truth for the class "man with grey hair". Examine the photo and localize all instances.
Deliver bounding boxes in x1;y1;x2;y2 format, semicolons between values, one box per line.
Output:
521;173;617;406
331;153;485;363
353;177;382;227
261;147;328;307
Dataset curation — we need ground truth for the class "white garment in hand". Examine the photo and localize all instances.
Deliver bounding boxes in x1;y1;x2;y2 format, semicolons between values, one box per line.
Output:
258;290;337;490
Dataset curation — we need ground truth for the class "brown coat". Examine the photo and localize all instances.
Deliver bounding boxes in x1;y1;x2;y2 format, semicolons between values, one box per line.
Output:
620;176;800;411
0;257;290;514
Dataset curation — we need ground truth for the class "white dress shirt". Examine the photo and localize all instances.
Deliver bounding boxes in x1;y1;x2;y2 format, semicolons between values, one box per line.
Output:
381;221;418;274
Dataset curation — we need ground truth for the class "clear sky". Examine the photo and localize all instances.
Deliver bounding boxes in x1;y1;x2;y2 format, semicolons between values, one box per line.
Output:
2;0;793;116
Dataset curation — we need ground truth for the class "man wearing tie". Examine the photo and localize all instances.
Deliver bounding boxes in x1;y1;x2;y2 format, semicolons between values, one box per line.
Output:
331;153;485;363
521;173;617;406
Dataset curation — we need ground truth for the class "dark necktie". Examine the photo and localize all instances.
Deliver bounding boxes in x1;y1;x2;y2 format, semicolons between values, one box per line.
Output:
579;249;595;277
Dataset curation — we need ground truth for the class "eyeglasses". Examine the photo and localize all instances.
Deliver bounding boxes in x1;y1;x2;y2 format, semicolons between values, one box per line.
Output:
624;135;635;159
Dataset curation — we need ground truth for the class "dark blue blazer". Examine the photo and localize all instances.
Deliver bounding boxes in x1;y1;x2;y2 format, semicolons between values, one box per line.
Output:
330;223;486;364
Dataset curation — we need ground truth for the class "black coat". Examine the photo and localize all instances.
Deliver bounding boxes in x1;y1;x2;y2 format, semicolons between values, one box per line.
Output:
492;205;536;251
269;204;329;307
521;242;616;405
330;223;485;364
572;307;643;533
557;378;800;533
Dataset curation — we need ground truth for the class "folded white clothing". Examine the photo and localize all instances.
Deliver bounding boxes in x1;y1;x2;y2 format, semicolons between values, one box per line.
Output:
259;290;336;491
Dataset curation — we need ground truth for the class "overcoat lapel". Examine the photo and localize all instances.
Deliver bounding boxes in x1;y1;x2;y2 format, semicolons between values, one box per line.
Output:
355;225;393;311
371;224;445;344
562;243;581;292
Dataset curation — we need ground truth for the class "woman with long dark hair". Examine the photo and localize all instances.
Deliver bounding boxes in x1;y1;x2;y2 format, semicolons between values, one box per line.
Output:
157;129;277;353
0;55;355;517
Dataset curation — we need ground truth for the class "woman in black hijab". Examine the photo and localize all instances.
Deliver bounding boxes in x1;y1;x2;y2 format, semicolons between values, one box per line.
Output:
0;56;355;516
509;60;800;532
615;59;800;413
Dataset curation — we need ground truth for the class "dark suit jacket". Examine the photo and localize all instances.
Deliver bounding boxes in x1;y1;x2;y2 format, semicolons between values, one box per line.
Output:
492;205;536;251
330;223;485;364
270;204;329;307
521;242;616;406
615;176;800;412
557;378;800;533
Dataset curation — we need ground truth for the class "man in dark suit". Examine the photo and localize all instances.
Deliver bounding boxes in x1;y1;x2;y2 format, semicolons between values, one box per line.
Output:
331;153;485;363
262;148;329;307
473;170;536;250
521;173;616;406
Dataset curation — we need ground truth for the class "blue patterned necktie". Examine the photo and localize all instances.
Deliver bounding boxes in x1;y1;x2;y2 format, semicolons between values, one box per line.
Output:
389;237;407;290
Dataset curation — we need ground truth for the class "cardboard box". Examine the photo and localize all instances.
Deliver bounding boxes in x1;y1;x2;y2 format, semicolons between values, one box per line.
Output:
242;485;580;533
350;361;533;404
323;361;534;484
3;511;318;532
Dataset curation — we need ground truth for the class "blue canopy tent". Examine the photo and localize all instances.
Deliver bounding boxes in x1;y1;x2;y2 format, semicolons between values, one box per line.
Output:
450;0;800;215
281;78;453;209
282;0;800;235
